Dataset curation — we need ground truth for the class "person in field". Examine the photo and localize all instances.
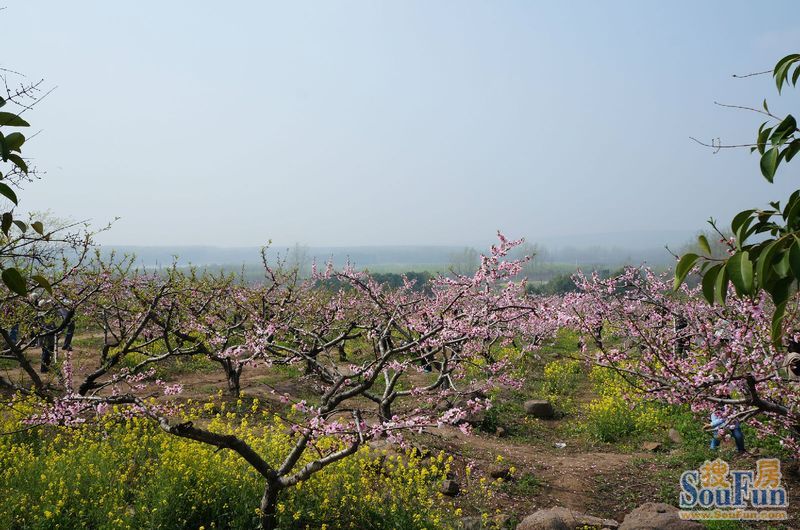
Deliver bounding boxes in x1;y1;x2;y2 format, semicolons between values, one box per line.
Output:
708;411;746;453
58;304;75;351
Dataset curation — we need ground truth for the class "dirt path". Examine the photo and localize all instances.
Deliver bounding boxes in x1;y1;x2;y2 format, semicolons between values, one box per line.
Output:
536;451;639;511
427;425;649;514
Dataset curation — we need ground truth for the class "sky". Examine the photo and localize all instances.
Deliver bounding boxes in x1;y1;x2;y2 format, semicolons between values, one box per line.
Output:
4;1;800;247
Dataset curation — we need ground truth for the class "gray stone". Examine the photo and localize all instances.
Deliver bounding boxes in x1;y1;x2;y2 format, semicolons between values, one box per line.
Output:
464;408;486;427
440;479;460;496
524;400;555;419
517;507;618;530
488;465;512;480
641;441;662;452
668;428;683;444
435;399;453;412
618;503;703;530
493;514;511;528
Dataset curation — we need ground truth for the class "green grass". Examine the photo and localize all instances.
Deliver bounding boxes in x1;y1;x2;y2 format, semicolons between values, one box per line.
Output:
120;351;218;378
0;357;16;369
71;334;106;351
501;472;542;497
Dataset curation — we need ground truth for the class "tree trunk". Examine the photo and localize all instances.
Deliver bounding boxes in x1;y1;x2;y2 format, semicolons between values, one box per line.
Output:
379;398;392;422
259;480;281;530
593;323;603;349
220;359;242;397
674;314;688;357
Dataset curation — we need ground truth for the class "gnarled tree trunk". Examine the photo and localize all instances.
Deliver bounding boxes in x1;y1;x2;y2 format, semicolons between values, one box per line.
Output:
259;480;281;530
218;358;243;396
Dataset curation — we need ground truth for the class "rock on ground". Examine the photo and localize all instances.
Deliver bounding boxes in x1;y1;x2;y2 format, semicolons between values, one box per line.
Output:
618;503;703;530
516;506;618;530
488;465;512;480
524;400;555;419
667;428;683;444
439;479;460;496
641;441;662;452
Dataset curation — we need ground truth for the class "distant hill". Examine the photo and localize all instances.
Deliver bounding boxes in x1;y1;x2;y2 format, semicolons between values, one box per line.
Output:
102;229;691;270
101;245;464;269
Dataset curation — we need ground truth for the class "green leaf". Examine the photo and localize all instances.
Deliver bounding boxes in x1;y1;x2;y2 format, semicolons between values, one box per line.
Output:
728;251;754;295
772;302;786;343
757;123;771;154
735;216;754;247
771;115;797;145
714;265;729;305
674;253;699;290
774;250;791;277
31;274;52;294
790;238;800;281
784;191;800;220
4;132;25;153
0;182;18;205
756;239;782;289
761;147;779;182
12;220;26;233
775;54;800;73
0;112;30;127
7;154;27;174
785;140;800;163
770;276;794;308
701;264;721;304
697;234;712;255
31;221;44;235
1;212;11;235
731;210;755;235
775;54;800;93
1;267;27;296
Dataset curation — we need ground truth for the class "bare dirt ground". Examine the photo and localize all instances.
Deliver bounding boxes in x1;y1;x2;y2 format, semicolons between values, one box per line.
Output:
425;425;648;518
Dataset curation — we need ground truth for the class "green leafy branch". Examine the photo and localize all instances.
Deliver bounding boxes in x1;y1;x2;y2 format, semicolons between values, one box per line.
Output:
676;53;800;341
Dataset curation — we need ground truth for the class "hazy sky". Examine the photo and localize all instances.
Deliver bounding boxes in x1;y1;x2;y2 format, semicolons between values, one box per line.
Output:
6;1;800;247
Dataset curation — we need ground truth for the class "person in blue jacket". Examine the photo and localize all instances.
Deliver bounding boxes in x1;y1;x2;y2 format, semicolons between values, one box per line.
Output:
708;412;746;453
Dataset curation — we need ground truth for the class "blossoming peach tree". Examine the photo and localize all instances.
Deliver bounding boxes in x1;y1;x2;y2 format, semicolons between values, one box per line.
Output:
2;234;550;529
563;267;800;451
617;52;800;451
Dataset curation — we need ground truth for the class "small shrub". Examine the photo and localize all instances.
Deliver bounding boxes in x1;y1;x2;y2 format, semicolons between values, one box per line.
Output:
584;366;666;443
542;359;582;397
510;472;542;496
584;394;638;442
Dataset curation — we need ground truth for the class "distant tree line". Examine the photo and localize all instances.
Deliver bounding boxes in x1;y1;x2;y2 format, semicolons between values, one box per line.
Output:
316;271;433;293
527;267;625;296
